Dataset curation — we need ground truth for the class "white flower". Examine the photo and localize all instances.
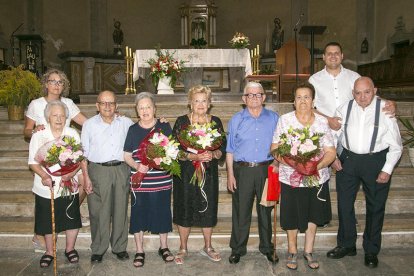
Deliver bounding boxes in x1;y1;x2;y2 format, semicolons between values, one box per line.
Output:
162;156;172;165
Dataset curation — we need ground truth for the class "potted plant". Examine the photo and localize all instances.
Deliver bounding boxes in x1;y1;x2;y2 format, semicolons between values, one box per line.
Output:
398;117;414;166
0;65;42;120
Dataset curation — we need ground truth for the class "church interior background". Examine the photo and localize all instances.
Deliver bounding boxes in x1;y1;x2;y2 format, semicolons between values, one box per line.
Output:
1;0;413;101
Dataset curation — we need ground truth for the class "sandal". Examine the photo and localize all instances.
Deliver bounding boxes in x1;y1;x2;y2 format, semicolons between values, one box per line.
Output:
133;252;145;268
65;249;79;263
303;252;319;269
174;248;187;265
40;254;54;268
199;247;222;262
286;253;298;270
158;247;174;262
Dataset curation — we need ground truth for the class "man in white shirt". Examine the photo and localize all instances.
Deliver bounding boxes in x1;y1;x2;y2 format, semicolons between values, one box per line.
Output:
326;77;402;268
81;91;134;263
309;42;360;130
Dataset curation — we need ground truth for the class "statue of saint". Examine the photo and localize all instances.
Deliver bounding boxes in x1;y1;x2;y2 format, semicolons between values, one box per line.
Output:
113;20;124;46
272;18;284;51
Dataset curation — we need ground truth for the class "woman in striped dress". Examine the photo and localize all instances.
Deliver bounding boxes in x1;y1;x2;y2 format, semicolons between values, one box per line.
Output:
123;92;174;268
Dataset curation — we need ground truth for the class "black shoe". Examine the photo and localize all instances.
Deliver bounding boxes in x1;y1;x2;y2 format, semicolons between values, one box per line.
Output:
229;253;241;264
327;246;357;259
265;252;279;263
364;254;378;268
112;251;129;260
91;254;103;263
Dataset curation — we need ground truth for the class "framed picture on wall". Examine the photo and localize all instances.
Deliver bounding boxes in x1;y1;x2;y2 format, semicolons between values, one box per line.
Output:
202;68;230;91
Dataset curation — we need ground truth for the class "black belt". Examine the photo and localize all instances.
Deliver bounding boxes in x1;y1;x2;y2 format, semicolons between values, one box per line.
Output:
93;160;124;167
235;160;272;167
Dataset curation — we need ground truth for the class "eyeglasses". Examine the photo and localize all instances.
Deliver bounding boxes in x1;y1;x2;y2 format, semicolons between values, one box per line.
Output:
47;80;64;86
295;95;312;101
243;93;264;99
98;101;116;107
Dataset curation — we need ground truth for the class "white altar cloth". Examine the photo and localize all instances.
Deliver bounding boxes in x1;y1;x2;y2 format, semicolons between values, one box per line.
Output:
133;48;252;81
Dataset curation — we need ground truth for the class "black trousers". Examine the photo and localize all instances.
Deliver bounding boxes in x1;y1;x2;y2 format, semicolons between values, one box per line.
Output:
230;163;274;255
336;149;390;255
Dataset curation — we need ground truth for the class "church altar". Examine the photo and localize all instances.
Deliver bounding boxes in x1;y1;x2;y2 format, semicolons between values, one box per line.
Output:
133;49;252;93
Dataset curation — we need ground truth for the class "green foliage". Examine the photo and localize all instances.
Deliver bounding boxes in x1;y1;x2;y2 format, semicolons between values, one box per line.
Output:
0;65;42;107
398;117;414;148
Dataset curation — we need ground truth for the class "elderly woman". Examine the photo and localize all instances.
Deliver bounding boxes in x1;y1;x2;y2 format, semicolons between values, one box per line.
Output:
28;101;84;267
271;82;336;270
123;92;174;268
24;69;89;250
172;85;226;265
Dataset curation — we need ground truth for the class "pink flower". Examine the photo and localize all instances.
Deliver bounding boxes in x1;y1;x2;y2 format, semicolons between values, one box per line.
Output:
194;129;206;136
153;157;162;166
290;145;298;156
59;149;73;163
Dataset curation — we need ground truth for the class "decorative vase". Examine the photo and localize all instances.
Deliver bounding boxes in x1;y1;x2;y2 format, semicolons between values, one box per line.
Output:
7;105;24;121
157;76;174;94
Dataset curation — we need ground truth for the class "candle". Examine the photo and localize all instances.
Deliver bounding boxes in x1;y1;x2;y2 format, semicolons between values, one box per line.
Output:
129;48;132;58
257;45;260;56
254;48;257;56
126;46;129;57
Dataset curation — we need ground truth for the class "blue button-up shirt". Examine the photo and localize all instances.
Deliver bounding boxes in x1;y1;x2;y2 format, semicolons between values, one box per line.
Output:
226;107;279;162
81;114;134;163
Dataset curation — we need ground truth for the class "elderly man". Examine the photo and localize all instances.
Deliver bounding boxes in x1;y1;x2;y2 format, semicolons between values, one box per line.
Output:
226;82;279;264
326;77;402;268
81;91;134;263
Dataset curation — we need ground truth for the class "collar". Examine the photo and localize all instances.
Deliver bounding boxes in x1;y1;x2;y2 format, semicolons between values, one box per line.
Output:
98;114;117;124
323;64;344;78
241;106;265;118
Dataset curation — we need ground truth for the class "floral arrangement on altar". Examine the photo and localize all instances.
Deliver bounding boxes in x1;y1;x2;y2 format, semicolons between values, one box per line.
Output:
131;130;181;188
177;122;225;186
272;125;323;188
229;32;250;49
147;47;186;88
35;136;84;197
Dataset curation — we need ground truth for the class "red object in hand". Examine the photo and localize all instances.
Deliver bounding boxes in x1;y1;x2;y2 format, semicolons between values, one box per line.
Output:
267;166;280;201
283;156;319;176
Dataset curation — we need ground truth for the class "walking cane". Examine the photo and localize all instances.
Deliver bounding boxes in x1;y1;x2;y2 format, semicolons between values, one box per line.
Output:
50;181;57;276
273;200;278;262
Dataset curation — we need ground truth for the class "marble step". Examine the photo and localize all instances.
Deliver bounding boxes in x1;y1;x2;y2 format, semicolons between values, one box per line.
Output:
0;166;413;194
1;188;414;218
1;214;414;251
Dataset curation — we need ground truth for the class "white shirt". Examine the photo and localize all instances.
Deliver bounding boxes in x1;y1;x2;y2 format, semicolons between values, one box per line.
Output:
26;97;81;126
309;65;360;117
81;114;134;163
273;112;335;187
28;125;81;199
335;96;402;174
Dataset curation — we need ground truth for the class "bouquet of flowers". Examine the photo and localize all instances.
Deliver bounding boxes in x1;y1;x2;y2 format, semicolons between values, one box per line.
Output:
272;126;323;188
34;136;84;197
229;32;250;49
147;47;186;88
177;122;224;186
131;129;181;189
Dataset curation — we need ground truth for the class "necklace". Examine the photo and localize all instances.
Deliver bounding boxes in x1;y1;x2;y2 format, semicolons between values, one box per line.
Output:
139;118;156;129
190;112;208;125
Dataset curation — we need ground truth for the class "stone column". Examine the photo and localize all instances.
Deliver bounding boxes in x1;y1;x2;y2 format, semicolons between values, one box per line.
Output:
90;0;108;54
84;57;95;93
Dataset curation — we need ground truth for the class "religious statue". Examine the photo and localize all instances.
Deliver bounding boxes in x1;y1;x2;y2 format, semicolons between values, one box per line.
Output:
113;20;124;55
361;37;369;54
272;17;284;52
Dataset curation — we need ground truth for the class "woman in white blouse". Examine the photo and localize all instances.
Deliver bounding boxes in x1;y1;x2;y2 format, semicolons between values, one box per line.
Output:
24;69;89;251
271;82;336;270
28;101;85;267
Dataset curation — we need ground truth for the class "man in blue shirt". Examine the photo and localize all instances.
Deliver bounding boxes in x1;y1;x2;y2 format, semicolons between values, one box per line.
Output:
81;90;134;263
226;82;279;264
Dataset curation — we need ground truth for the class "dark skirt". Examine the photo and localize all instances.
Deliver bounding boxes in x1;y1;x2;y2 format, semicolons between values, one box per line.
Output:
34;194;82;235
129;189;172;234
280;181;332;233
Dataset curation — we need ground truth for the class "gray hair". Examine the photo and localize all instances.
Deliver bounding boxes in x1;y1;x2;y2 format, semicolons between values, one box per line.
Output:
135;92;155;107
44;100;69;122
243;82;264;94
